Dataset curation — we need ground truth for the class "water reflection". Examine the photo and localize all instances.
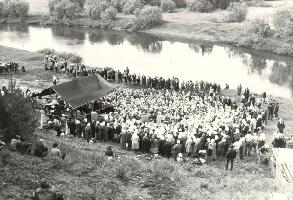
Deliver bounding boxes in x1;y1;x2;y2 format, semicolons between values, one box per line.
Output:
51;27;85;45
0;24;292;98
127;33;163;53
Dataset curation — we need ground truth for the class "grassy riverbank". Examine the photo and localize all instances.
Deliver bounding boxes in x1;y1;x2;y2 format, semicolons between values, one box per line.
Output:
0;45;293;199
0;0;290;56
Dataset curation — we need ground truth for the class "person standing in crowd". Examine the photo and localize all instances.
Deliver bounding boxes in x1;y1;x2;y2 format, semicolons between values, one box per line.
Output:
172;140;182;161
274;102;279;118
268;102;274;121
226;145;237;171
277;118;285;133
84;123;92;141
52;75;57;85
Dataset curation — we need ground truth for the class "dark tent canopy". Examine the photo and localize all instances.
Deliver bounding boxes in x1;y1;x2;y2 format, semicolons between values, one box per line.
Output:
51;74;115;108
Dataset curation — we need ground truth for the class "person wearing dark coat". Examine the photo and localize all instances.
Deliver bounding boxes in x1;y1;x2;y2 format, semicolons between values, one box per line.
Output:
163;141;172;158
277;118;285;133
84;123;92;141
172;140;182;161
226;145;237;171
142;135;150;153
126;131;132;150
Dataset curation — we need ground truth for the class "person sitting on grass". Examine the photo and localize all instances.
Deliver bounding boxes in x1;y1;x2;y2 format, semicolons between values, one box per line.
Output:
32;179;64;200
105;145;114;160
49;143;65;160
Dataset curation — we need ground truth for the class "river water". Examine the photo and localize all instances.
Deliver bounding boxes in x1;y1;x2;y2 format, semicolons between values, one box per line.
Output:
0;24;292;98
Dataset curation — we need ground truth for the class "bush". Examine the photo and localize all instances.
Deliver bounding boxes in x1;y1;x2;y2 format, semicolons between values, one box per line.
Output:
137;5;162;29
0;85;37;142
86;4;103;19
85;0;110;19
225;1;248;22
70;0;86;8
122;0;143;14
187;0;213;13
272;9;293;37
0;0;29;18
101;6;118;21
49;0;82;19
148;0;161;7
161;0;176;13
246;19;271;37
110;0;123;12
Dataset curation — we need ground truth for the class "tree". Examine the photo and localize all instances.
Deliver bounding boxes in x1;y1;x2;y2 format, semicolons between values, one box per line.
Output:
0;80;37;142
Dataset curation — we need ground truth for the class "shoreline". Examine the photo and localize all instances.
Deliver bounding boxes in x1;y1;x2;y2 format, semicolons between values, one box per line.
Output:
1;11;293;57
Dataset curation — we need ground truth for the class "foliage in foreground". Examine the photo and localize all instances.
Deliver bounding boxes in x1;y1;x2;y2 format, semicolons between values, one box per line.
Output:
38;48;83;63
0;0;29;18
0;130;278;200
0;87;36;142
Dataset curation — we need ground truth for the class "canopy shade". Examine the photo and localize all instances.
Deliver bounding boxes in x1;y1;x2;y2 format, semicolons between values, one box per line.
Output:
51;74;115;108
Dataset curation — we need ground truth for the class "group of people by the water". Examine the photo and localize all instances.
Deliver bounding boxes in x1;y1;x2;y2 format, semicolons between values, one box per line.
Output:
0;59;25;74
1;55;288;173
35;60;291;170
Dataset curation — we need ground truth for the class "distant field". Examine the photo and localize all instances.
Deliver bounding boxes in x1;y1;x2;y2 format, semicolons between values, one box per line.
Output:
24;0;49;15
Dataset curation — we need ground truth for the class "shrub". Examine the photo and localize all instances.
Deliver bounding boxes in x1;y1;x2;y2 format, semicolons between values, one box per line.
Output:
86;4;103;19
137;5;162;29
122;0;143;14
0;84;37;142
187;0;213;13
161;0;176;13
85;0;110;19
110;0;123;12
272;9;293;37
101;6;118;20
246;19;271;37
49;0;82;19
70;0;86;8
225;1;248;22
148;0;161;7
0;0;29;18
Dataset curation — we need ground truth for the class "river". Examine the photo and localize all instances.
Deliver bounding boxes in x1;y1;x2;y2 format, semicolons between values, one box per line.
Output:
0;24;292;98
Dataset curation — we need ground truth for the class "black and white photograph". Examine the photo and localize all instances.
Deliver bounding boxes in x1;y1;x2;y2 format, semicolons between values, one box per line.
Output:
0;0;293;199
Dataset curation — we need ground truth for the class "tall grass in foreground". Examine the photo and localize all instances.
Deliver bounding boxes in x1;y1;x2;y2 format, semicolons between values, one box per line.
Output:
0;131;282;200
37;48;83;63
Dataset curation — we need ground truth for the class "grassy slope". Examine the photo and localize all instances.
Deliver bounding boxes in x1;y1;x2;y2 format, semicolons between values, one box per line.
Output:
0;46;293;199
0;131;277;200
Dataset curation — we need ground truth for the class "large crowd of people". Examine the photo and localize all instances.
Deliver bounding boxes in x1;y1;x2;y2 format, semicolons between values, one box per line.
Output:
1;55;288;172
38;54;290;169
